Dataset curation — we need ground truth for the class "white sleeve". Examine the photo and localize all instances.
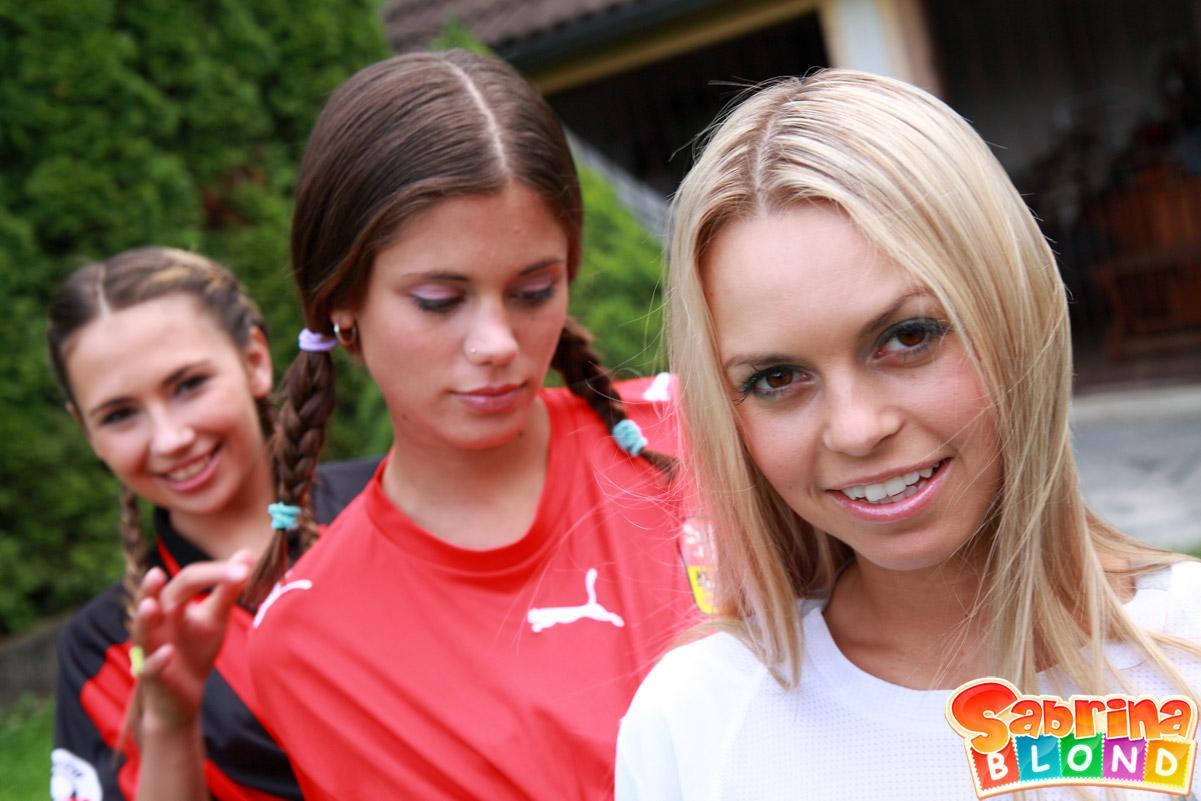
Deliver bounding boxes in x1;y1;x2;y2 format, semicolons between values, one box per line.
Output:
1165;560;1201;640
615;685;685;801
616;633;760;801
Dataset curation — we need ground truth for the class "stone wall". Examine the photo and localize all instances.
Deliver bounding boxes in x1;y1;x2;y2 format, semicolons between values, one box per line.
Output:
0;614;65;709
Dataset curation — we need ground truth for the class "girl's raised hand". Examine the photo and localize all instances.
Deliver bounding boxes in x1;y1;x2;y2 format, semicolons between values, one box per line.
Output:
131;549;257;730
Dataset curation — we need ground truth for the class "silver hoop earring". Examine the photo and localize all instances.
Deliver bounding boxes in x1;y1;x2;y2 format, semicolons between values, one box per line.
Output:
333;322;357;347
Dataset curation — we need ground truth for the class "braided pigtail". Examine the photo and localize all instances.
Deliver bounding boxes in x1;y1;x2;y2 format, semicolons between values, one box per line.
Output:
116;487;152;626
115;487;152;754
245;348;335;605
551;317;675;477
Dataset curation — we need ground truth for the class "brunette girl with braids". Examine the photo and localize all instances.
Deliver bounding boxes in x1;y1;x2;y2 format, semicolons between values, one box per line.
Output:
46;247;373;801
227;49;700;799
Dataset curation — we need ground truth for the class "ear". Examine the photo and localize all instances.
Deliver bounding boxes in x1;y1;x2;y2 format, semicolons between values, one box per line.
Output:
243;326;274;399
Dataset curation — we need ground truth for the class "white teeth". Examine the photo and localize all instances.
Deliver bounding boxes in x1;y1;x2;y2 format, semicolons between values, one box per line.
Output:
167;456;209;482
839;461;942;504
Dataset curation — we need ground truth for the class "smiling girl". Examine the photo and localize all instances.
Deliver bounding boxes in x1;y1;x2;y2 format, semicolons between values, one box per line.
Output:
616;70;1201;799
46;247;371;801
230;49;698;799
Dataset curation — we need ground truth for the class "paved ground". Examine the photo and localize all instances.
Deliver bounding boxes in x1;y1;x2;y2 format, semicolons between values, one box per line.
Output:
1072;383;1201;553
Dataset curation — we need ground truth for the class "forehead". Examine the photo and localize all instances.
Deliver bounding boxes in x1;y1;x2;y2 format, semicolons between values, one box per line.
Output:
702;204;921;354
370;182;568;280
64;294;234;404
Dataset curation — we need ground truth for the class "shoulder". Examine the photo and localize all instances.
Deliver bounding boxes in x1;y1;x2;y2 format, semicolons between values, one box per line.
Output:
312;456;382;524
543;373;680;457
614;373;676;406
1159;559;1201;640
617;374;680;455
58;583;127;675
624;629;769;733
618;631;768;800
1108;559;1201;691
1163;558;1201;593
249;499;374;640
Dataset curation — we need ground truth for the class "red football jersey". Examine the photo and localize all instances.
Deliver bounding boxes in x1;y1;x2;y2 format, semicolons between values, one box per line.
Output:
248;380;702;799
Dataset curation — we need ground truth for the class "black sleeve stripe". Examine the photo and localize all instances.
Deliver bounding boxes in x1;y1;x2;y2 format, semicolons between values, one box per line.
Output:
311;456;381;524
53;584;130;801
203;668;303;800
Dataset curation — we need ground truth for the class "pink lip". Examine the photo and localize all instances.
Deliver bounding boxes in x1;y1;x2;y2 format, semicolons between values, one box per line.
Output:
827;458;951;523
453;383;525;414
158;446;221;492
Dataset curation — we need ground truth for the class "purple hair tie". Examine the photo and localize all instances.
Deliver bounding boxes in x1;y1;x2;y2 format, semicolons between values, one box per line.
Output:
298;328;338;353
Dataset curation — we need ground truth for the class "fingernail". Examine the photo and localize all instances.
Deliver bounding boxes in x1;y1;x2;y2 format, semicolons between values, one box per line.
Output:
228;562;249;581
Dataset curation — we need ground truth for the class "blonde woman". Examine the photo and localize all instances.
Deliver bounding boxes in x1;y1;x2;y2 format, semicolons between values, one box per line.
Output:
616;70;1201;799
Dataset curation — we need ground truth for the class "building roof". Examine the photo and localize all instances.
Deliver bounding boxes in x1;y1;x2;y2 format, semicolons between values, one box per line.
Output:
383;0;722;67
383;0;628;52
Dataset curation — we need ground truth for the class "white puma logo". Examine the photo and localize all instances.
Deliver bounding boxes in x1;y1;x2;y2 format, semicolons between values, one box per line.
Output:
527;568;625;633
641;372;672;402
252;578;313;629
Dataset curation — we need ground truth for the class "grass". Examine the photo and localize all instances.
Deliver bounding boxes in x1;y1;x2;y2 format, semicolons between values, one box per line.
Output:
0;693;53;801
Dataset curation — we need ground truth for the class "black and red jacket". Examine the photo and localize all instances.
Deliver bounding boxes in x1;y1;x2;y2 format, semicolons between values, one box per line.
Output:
51;458;379;801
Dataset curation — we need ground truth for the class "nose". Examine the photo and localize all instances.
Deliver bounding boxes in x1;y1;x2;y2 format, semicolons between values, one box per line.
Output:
820;374;902;457
463;299;518;366
148;406;196;457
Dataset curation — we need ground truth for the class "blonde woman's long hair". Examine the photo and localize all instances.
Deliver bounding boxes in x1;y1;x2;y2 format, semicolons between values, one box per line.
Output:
668;69;1196;695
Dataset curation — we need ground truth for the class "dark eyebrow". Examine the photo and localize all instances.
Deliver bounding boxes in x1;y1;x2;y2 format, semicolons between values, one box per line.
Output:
86;361;210;420
720;286;935;374
414;259;563;283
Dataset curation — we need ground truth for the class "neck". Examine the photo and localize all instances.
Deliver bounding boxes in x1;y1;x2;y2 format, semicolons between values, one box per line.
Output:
380;397;552;550
823;551;989;690
168;451;276;561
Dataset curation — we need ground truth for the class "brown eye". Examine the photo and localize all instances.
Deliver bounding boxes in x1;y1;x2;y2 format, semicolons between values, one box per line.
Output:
878;318;948;358
764;368;793;389
895;326;928;347
739;365;808;400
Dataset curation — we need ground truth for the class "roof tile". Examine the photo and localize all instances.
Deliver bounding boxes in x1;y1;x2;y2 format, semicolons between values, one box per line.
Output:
384;0;641;53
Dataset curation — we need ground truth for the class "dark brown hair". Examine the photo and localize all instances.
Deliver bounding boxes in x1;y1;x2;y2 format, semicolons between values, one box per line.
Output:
258;49;669;599
47;246;274;622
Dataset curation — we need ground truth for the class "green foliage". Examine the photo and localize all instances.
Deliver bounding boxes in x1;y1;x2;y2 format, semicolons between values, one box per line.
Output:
0;694;54;801
1;8;665;637
572;167;666;377
0;0;390;635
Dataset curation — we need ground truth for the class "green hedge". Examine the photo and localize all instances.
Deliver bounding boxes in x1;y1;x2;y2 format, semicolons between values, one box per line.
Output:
0;0;391;635
0;6;665;637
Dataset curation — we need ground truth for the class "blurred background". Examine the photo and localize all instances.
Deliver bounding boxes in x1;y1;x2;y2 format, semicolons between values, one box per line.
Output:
2;0;1199;792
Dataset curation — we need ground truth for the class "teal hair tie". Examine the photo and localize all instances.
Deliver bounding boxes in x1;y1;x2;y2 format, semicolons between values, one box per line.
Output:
267;502;301;530
611;418;648;457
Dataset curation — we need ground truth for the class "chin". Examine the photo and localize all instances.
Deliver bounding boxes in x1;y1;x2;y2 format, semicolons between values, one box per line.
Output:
858;540;972;575
449;420;529;451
